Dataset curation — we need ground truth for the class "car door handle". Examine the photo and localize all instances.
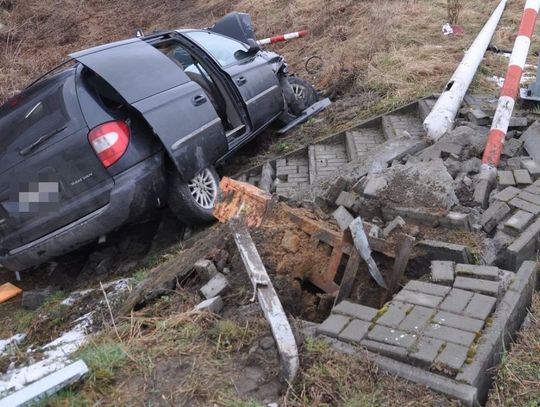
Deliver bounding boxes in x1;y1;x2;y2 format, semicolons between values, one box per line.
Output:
236;76;247;86
192;95;207;106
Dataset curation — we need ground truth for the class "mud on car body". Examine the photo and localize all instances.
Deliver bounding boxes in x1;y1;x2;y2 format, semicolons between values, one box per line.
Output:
0;13;323;272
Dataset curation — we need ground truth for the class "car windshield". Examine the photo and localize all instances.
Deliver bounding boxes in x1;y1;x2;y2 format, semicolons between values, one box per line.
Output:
185;30;249;66
0;71;73;153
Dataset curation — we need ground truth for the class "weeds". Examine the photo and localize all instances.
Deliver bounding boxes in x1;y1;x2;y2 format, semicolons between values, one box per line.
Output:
447;0;463;25
78;339;127;383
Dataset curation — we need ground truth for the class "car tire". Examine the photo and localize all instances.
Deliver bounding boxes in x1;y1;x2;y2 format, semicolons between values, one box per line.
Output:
167;166;220;225
287;76;318;116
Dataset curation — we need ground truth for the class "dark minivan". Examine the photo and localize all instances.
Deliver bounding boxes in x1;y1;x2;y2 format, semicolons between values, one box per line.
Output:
0;13;324;272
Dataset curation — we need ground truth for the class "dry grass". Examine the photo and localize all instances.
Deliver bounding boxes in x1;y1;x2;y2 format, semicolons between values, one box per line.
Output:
487;292;540;407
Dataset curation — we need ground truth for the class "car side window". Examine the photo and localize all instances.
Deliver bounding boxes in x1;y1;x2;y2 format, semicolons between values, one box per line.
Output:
184;31;249;67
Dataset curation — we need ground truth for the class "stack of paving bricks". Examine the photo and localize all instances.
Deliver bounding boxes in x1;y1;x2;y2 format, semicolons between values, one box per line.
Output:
482;169;540;269
317;261;505;378
313;260;537;405
259;101;427;198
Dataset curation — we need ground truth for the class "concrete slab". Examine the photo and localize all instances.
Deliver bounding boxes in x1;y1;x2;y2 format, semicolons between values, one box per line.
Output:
399;305;435;334
508;197;540;215
497;171;515;187
332;300;378;322
403;280;451;297
431;260;455;285
435;343;468;374
338;319;371;343
409;337;444;366
463;293;496;320
367;325;416;348
376;301;412;328
455;264;499;281
513;169;532;185
418;240;470;263
332;205;354;231
520;120;540;162
453;276;500;296
394;289;443;308
439;288;474;314
424;324;475;347
433;311;484;333
317;314;351;338
503;210;534;235
494;186;521;202
481;201;511;233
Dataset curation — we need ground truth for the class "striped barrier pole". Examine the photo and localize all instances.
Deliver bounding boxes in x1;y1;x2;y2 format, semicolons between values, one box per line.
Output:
257;30;308;46
475;0;540;207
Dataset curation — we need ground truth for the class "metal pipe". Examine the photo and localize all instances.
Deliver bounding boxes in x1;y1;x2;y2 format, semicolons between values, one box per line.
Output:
481;0;540;177
423;0;507;142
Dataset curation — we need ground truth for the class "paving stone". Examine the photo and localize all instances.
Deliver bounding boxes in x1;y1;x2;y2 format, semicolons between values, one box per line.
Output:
338;319;371;343
521;121;540;162
317;314;351;338
513;169;532;185
504;210;534;235
505;216;540;270
409;337;444;366
454;276;500;296
194;296;223;313
360;339;409;361
335;191;360;210
424;324;476;347
508;197;540;215
481;201;511;233
417;240;471;263
332;300;378;322
521;158;540;179
455;264;499;281
200;273;230;299
506;157;523;171
376;302;412;328
502;137;523;157
439;288;474;313
523;184;540;195
494;186;521;202
433;311;484;333
398;305;435;333
194;259;218;280
509;116;528;127
332;206;354;231
367;325;416;348
430;260;455;285
497;170;516;187
518;190;540;206
463;293;497;320
403;280;451;297
363;176;387;198
393;289;442;308
435;343;468;374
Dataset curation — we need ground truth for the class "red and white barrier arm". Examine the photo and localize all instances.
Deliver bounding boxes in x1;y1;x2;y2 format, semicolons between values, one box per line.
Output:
257;30;307;46
481;0;540;177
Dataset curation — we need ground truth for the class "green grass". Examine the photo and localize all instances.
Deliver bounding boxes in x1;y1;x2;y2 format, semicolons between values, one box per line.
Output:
78;339;127;383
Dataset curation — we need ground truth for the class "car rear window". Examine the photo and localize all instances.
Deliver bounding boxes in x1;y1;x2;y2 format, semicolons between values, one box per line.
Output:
0;70;80;153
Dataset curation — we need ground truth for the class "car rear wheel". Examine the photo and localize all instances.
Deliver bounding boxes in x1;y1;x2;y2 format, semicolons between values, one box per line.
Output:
288;76;318;116
167;166;220;225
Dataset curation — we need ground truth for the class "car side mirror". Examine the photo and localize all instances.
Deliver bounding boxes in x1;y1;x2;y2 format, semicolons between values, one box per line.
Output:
246;39;261;54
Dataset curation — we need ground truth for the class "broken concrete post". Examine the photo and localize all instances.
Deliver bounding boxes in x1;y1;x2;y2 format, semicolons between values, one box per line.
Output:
423;0;507;141
200;273;230;299
259;161;275;193
0;360;88;407
230;219;299;382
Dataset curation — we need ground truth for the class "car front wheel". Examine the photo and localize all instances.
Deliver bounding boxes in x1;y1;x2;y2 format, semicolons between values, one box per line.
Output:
167;166;220;225
288;76;318;116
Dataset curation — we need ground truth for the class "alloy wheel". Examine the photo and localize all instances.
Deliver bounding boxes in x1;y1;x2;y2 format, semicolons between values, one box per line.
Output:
188;169;218;209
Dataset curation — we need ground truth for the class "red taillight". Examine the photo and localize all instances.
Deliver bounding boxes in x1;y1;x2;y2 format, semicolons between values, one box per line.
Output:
88;121;130;168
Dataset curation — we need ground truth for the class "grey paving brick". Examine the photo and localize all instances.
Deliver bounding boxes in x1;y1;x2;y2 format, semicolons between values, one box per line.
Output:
504;210;534;235
335;191;360;210
394;289;442;308
417;240;471;263
333;206;354;231
338;319;371;343
367;325;416;348
454;276;500;296
360;339;409;361
481;201;512;233
430;260;455;285
317;314;350;338
376;302;412;328
455;264;499;281
408;337;444;366
524;184;540;195
433;311;484;332
332;300;378;322
435;343;469;374
518;190;540;206
513;169;533;185
508;197;540;215
398;305;435;334
463;293;497;320
439;288;474;314
495;186;522;202
424;324;476;347
521;158;540;179
403;280;451;297
497;170;516;187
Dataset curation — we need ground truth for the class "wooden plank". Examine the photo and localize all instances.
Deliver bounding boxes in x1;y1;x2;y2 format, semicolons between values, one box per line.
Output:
386;233;416;300
230;220;299;382
0;283;22;304
334;249;362;306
